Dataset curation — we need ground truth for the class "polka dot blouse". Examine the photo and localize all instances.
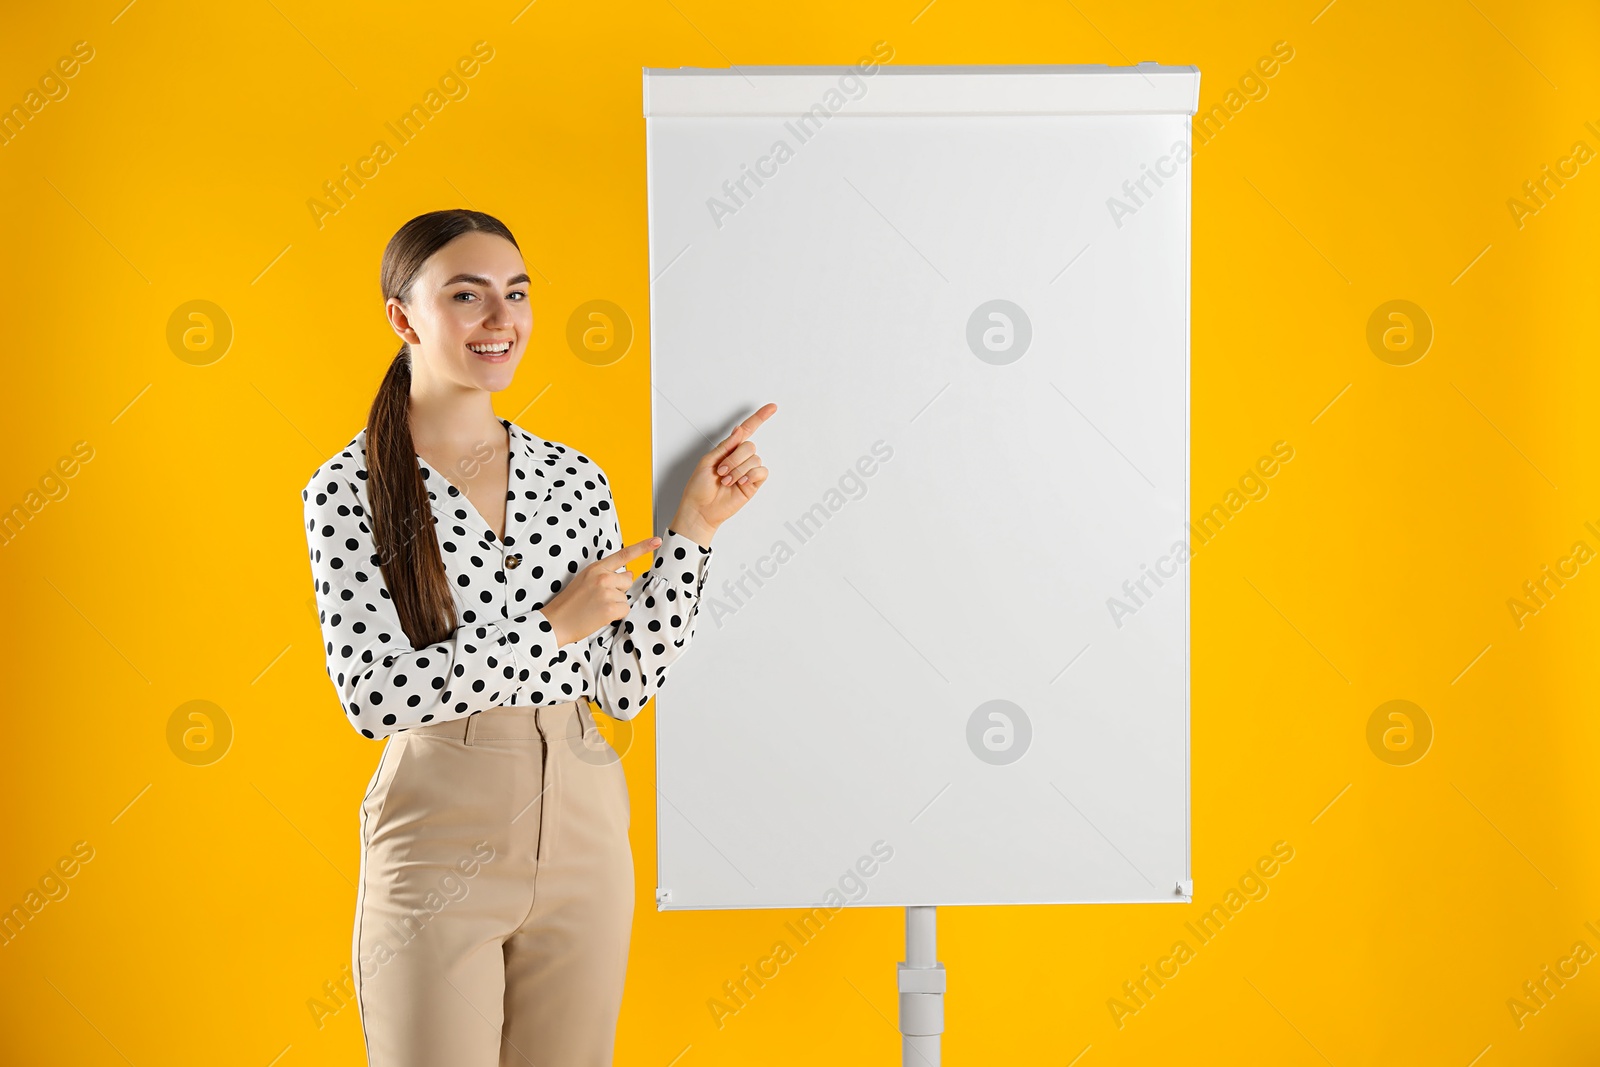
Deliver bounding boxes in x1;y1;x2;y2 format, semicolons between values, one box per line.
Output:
301;417;713;740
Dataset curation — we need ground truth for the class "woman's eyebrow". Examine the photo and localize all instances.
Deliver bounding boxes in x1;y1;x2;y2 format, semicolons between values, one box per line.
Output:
441;272;532;288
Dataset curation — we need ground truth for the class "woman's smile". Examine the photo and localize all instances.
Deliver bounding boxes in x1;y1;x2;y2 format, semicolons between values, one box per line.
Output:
466;338;514;362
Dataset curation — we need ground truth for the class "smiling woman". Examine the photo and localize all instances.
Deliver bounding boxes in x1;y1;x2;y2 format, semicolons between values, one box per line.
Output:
299;207;770;1066
304;212;725;734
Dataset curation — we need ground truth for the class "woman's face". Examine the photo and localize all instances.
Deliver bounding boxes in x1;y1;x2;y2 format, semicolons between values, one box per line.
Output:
387;230;533;394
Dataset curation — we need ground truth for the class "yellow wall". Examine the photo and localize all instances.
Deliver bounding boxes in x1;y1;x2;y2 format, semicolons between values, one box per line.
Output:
2;1;1597;1063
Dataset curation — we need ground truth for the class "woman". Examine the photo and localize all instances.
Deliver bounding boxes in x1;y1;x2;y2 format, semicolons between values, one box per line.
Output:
300;208;773;1066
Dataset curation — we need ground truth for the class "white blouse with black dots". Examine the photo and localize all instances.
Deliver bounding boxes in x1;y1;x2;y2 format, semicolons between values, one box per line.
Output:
300;417;713;740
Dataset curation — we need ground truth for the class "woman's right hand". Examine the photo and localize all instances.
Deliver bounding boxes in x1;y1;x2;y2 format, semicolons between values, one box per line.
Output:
537;536;663;648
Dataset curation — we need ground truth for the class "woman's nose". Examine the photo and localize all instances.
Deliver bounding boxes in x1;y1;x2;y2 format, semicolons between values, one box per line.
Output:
481;296;511;326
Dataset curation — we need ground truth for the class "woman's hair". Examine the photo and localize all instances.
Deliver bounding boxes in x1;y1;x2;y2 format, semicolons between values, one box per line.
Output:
368;208;520;649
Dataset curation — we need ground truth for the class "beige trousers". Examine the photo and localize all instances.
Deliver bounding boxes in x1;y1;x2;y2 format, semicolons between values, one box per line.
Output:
353;699;634;1066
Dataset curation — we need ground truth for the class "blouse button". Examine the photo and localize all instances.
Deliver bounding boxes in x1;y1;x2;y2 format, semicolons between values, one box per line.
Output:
505;553;523;569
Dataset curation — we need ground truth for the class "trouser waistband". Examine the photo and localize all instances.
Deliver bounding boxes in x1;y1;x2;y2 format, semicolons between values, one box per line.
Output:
408;699;592;743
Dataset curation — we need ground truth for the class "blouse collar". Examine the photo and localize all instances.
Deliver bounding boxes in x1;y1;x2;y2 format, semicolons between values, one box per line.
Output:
379;418;555;549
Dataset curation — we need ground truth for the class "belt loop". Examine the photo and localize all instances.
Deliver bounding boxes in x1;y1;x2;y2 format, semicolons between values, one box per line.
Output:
576;698;589;740
463;712;477;746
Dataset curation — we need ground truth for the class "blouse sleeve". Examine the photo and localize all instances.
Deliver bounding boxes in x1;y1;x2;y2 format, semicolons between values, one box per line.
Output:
302;469;585;740
579;493;714;721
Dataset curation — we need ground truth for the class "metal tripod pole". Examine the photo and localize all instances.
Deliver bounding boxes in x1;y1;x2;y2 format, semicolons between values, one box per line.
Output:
898;905;945;1066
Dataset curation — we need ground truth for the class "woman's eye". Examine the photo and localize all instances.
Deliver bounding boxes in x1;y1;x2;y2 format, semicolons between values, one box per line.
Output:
509;291;528;301
454;291;477;302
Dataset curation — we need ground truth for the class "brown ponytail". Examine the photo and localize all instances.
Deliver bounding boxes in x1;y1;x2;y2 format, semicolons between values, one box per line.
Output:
367;208;521;649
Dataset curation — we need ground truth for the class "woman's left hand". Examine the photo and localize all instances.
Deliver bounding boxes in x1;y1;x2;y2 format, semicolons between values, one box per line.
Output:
671;403;777;543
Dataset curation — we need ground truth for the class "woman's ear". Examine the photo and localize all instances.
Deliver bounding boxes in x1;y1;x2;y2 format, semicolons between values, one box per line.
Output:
385;297;420;345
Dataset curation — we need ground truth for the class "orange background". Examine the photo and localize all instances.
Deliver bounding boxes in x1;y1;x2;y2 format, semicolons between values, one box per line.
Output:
2;1;1598;1064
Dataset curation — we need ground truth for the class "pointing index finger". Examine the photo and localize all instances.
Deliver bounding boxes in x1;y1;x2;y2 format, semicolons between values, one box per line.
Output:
715;402;778;455
598;535;661;571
